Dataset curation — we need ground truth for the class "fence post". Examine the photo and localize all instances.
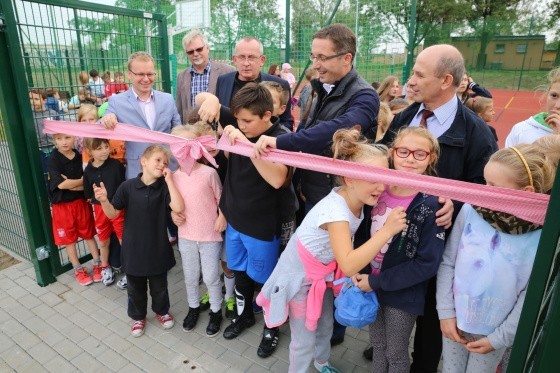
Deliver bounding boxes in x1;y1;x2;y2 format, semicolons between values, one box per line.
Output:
0;0;56;286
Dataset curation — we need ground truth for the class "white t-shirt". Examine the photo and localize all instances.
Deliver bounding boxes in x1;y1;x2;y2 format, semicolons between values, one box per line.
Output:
290;187;363;264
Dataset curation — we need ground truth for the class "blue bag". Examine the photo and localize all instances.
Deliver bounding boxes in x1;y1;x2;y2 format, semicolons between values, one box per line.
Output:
333;277;378;328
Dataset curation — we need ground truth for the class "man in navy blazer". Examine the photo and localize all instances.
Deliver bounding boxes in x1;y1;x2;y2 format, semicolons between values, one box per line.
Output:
215;37;293;130
101;51;181;179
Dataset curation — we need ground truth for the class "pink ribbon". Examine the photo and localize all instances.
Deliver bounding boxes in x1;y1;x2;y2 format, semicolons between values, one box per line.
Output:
43;120;218;174
216;136;549;225
44;119;549;225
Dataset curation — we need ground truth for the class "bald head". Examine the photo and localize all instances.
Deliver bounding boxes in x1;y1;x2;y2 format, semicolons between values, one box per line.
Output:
420;44;465;88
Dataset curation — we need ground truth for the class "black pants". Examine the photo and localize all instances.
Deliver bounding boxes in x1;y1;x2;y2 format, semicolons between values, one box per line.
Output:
233;270;262;319
127;272;170;321
410;276;442;373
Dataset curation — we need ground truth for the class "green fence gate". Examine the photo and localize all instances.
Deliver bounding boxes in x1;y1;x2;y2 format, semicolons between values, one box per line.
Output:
0;0;170;284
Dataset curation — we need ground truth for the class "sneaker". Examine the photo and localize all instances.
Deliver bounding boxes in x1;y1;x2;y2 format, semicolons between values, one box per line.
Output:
223;315;256;340
199;291;210;311
252;300;263;314
101;266;114;286
363;345;373;361
225;296;236;319
313;360;341;373
116;275;127;290
257;327;279;358
156;313;175;329
182;307;200;332
131;319;146;337
206;310;223;337
74;267;93;286
92;263;102;283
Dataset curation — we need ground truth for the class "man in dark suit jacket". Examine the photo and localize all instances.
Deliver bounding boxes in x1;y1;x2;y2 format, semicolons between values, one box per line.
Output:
176;29;235;124
379;44;498;373
215;37;293;130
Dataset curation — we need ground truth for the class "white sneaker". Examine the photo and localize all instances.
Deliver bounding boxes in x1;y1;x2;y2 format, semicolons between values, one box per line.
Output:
101;266;114;286
116;275;127;290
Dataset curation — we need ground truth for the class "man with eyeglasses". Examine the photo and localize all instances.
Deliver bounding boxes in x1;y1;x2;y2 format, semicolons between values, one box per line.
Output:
101;51;181;179
213;37;293;130
176;29;235;124
378;44;498;373
254;23;377;210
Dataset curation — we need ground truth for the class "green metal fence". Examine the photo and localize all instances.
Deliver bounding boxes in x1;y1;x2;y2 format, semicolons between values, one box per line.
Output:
0;109;33;261
1;0;170;282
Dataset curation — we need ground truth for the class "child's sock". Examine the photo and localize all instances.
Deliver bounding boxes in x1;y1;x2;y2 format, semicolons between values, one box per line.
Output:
224;272;235;300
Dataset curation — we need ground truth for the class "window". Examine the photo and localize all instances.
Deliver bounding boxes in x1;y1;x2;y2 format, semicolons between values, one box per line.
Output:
516;44;527;54
495;44;505;54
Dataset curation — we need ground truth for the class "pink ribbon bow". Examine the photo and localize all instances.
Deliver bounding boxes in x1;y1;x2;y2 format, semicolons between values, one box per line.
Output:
43;120;217;174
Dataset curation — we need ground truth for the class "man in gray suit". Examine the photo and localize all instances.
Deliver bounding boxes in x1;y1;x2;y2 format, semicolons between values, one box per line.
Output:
101;51;181;179
176;29;235;123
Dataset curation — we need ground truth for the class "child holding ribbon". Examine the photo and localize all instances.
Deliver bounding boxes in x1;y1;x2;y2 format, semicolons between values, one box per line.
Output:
257;128;407;373
171;123;226;337
352;127;446;372
436;144;555;372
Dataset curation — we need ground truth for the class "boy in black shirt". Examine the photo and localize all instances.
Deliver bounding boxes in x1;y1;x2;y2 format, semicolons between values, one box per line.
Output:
47;133;100;286
83;138;126;286
220;83;291;358
94;145;184;337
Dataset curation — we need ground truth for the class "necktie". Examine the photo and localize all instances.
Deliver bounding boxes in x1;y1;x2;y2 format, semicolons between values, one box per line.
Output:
419;109;434;128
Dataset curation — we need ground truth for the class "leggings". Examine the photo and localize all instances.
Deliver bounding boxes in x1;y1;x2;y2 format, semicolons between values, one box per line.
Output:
369;305;417;373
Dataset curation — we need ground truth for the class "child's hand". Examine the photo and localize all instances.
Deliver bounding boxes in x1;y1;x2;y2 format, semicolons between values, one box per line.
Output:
171;211;185;226
93;182;108;202
440;318;467;344
352;274;373;292
545;112;560;134
162;168;174;182
466;337;495;354
222;125;248;145
383;206;407;236
214;212;227;233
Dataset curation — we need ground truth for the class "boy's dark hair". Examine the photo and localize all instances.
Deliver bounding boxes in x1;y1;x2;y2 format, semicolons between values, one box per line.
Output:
45;88;58;97
89;69;99;78
29;89;46;99
371;81;380;90
260;81;289;106
83;137;109;152
313;23;356;59
304;67;316;81
230;82;273;118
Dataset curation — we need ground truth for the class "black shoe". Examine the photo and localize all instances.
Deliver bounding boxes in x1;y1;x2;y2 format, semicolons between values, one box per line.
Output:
182;307;200;332
206;310;223;337
257;327;279;358
223;315;256;339
363;345;373;361
330;333;344;346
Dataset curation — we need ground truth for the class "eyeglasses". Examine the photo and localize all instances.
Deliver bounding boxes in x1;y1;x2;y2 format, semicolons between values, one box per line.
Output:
235;55;262;63
186;45;206;55
393;147;431;161
128;69;156;79
309;52;347;63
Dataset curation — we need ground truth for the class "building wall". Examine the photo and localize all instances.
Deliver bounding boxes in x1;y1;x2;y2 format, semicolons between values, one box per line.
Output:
453;37;545;70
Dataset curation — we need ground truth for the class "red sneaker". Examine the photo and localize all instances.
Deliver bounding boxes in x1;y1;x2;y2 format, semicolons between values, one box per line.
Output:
156;313;175;329
131;319;146;337
92;264;102;283
74;267;93;286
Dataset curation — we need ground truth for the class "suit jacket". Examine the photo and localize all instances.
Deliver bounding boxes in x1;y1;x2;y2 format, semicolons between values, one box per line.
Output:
176;61;236;123
104;88;181;179
216;72;294;130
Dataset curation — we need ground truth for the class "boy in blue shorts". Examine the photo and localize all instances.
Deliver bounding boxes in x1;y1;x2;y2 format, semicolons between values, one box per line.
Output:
220;83;291;358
